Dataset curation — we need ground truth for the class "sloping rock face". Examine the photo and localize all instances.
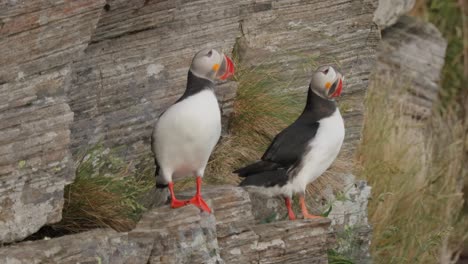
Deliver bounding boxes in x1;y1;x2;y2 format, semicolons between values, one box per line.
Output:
374;0;415;29
375;15;447;120
0;186;333;264
0;0;105;243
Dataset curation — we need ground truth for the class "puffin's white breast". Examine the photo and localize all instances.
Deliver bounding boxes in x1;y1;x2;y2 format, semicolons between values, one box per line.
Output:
289;108;345;193
248;109;345;198
153;89;221;180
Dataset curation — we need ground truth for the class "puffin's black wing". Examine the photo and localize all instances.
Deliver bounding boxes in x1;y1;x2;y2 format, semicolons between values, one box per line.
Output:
260;87;336;167
234;160;281;177
233;119;320;178
239;168;289;187
262;121;319;167
234;88;336;187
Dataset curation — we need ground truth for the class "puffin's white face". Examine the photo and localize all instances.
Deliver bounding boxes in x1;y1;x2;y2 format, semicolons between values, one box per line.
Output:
190;48;235;81
310;66;344;99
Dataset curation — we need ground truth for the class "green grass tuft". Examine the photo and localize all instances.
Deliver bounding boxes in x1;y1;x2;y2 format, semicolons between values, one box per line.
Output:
328;249;356;264
49;145;153;234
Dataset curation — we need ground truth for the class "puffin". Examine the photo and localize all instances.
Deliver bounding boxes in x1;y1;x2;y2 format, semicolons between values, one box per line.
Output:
233;66;345;220
152;48;235;213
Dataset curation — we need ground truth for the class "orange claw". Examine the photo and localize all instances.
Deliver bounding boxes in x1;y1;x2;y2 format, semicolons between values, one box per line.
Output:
187;176;212;213
188;193;212;213
299;196;322;219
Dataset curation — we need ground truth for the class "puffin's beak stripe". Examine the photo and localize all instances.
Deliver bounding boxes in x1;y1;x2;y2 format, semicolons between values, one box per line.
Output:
328;79;339;95
330;78;343;98
219;55;235;80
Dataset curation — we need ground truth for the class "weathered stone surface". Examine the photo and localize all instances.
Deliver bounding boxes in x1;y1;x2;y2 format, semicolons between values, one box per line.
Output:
62;3;381;260
68;0;380;170
374;0;415;29
246;177;372;263
0;0;105;243
1;0;380;256
319;177;372;263
67;0;243;169
133;204;223;264
0;196;223;264
0;229;153;264
202;186;256;238
0;186;333;264
220;218;333;264
376;16;447;119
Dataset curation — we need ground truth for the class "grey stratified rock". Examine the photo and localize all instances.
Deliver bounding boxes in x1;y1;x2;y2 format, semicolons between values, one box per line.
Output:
68;0;380;171
220;218;333;264
0;229;153;264
64;4;381;261
67;0;243;170
133;204;224;264
322;178;372;263
246;178;372;263
0;186;332;264
202;186;256;238
0;0;105;243
376;16;447;119
374;0;415;29
0;0;380;250
182;186;332;263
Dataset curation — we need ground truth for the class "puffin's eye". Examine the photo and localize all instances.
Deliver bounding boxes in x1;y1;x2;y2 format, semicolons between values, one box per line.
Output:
207;50;213;57
322;68;329;75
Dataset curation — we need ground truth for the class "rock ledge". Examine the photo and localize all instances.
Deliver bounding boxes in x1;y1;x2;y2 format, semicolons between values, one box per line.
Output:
0;186;334;264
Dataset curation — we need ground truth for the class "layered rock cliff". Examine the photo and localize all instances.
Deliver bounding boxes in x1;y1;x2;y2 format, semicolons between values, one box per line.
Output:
375;15;447;120
1;0;380;247
0;0;105;243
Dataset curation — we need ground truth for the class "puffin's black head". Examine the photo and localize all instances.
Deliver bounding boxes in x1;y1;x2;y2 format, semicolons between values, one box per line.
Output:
309;66;344;99
190;48;235;81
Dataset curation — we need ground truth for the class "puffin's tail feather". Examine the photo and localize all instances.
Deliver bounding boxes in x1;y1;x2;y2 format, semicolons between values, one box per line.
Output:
233;160;281;177
239;169;289;188
154;163;169;189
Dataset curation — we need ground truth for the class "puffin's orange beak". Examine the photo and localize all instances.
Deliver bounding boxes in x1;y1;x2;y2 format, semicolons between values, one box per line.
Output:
218;55;235;80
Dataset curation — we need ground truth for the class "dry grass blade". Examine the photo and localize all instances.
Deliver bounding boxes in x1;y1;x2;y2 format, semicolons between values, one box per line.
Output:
359;75;468;263
43;145;153;236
